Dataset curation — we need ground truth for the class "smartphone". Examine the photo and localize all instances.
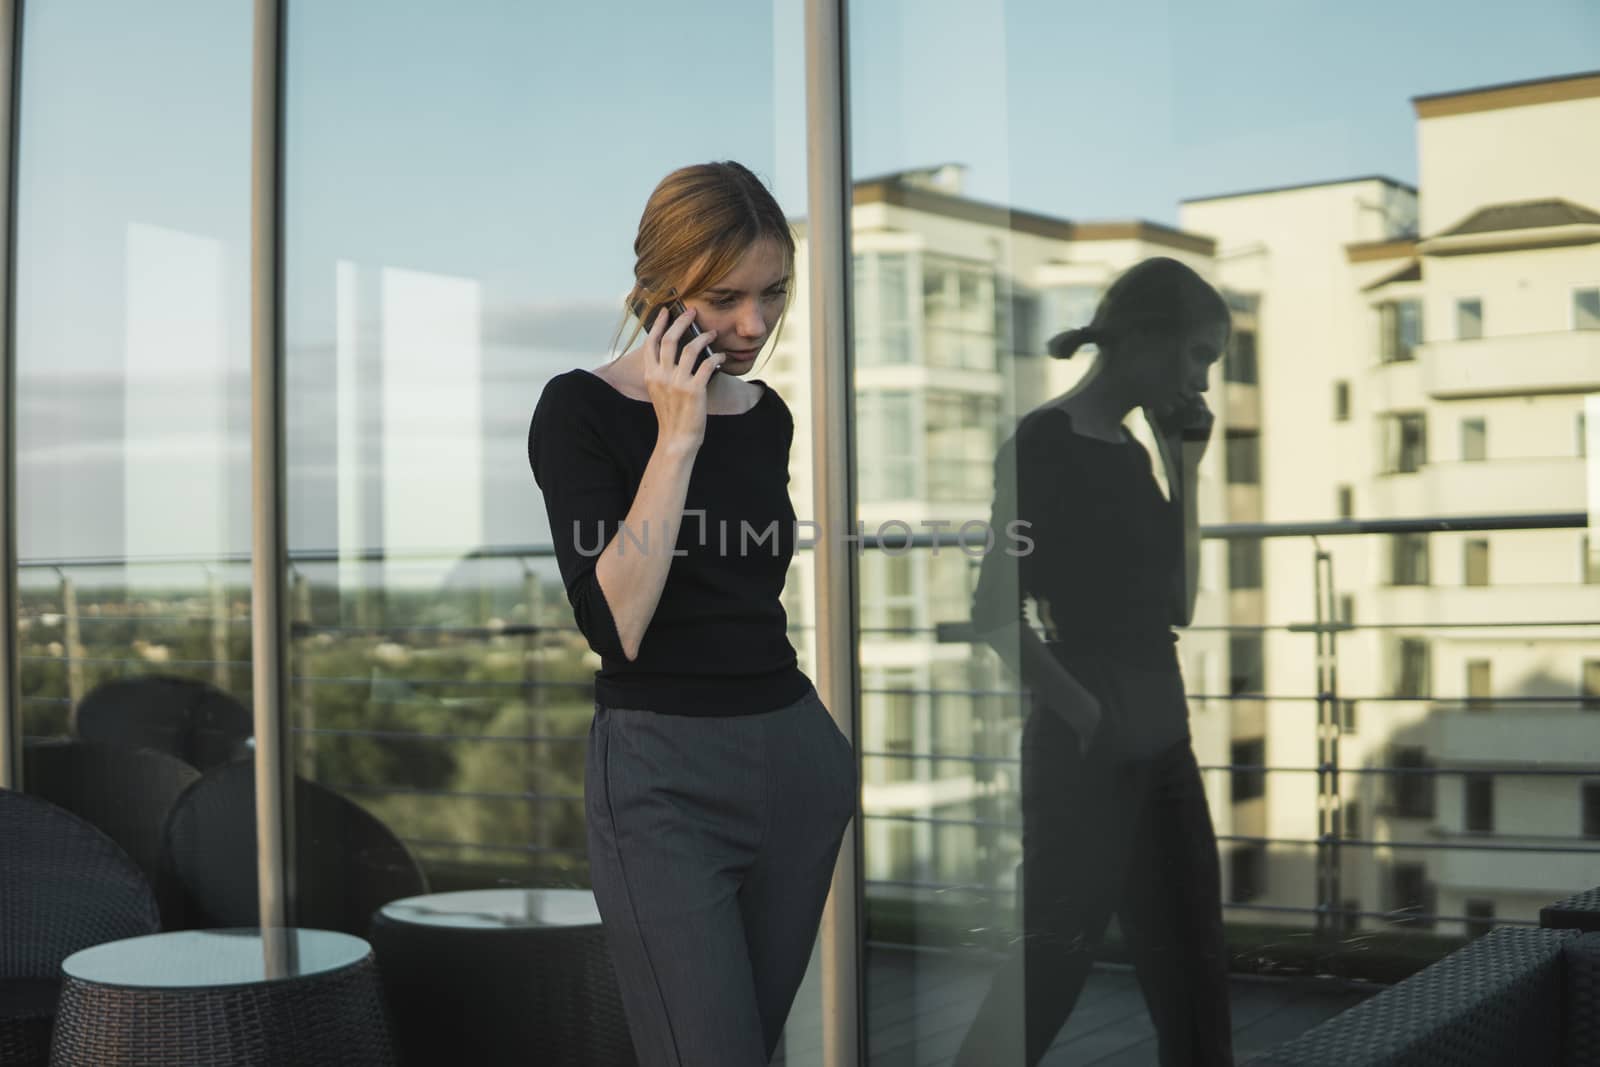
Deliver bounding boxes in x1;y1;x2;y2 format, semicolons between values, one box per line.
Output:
631;295;720;373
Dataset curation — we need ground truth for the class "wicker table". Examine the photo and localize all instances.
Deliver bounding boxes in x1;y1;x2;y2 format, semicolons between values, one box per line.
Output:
50;929;395;1067
369;889;635;1067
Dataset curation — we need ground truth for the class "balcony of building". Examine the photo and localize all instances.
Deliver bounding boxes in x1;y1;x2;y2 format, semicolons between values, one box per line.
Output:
1421;330;1600;400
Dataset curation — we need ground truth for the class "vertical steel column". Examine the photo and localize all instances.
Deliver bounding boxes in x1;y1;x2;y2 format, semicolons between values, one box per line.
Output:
1312;546;1345;938
803;0;862;1063
0;0;21;791
249;0;294;951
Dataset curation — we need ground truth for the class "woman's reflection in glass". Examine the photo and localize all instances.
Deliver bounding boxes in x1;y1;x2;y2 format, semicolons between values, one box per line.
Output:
956;257;1235;1066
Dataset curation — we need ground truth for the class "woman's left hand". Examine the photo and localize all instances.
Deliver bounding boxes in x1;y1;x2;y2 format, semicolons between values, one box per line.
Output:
1152;394;1214;444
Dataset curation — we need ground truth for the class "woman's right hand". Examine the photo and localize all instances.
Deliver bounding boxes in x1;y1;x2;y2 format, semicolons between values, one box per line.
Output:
1071;693;1105;758
643;305;724;448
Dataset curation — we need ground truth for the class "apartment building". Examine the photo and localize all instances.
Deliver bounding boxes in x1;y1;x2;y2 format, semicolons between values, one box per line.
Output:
1182;70;1600;934
772;164;1237;898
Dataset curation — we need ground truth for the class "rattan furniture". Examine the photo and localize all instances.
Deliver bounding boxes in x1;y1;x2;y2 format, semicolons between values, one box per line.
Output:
49;928;395;1067
0;790;160;1067
162;760;428;935
1250;926;1600;1066
23;741;200;926
74;675;253;771
1542;886;1600;934
369;889;635;1066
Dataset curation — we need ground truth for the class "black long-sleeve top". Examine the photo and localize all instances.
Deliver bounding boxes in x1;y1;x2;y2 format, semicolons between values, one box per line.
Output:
527;368;811;716
970;405;1190;754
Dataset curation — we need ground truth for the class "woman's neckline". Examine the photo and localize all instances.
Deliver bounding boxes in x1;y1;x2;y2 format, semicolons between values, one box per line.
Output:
577;367;770;417
1049;404;1135;446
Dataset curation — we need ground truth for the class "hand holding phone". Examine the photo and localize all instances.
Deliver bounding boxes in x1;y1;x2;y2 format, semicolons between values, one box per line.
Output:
631;294;721;374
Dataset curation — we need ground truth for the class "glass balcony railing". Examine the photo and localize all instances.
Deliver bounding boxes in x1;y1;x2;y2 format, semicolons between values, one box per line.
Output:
18;509;1597;983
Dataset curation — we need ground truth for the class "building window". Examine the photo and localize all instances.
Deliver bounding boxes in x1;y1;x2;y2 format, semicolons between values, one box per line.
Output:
1229;844;1266;904
1333;380;1351;422
1465;899;1496;939
1343;799;1360;838
922;256;997;370
1585;659;1600;712
1575;287;1600;331
1225;430;1261;485
1382;412;1428;473
1337;485;1354;519
1584;783;1600;837
854;253;913;366
1225;329;1258;384
1231;738;1266;802
1229;634;1265;695
1465;774;1494;833
874;671;919;785
1463;539;1490;587
1390;533;1431;586
1460;417;1487;462
1228;539;1263;590
1455;298;1483;340
1341;699;1358;733
1379;300;1422;363
1467;659;1492;712
1393;638;1431;698
925;390;1000;503
1339;596;1356;626
1008;289;1041;356
858;390;918;500
1388;862;1435;928
1389;747;1435;818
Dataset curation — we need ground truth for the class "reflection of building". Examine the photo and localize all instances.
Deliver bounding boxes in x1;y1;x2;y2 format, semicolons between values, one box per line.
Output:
772;71;1599;932
774;165;1235;899
1182;70;1600;934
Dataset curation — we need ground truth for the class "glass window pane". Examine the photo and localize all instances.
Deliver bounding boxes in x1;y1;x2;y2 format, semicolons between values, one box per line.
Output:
1574;288;1600;330
15;5;253;743
844;3;1595;1054
1461;417;1487;461
279;5;824;1061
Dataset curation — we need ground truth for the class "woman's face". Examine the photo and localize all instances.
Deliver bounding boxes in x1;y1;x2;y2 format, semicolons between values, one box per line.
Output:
1128;318;1229;416
683;238;791;376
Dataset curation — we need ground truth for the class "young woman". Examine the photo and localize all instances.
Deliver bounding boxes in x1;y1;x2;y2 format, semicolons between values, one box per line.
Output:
527;161;856;1067
955;257;1236;1065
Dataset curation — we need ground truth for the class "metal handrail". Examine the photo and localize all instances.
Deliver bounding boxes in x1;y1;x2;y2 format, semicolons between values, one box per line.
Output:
12;508;1591;573
15;508;1598;950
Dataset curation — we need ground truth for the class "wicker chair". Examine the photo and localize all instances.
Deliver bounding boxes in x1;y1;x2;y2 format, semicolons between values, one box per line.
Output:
1542;886;1600;934
22;741;200;927
162;761;429;937
1249;926;1600;1066
0;790;161;1067
74;675;252;771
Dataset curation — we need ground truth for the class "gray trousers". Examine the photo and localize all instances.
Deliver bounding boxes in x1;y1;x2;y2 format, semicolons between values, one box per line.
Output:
586;684;857;1066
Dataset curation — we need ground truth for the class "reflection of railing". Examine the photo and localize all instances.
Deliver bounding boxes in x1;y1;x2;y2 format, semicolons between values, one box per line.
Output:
16;511;1599;952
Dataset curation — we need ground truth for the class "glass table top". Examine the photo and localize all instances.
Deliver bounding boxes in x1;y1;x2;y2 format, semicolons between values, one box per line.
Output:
379;888;602;930
62;929;370;988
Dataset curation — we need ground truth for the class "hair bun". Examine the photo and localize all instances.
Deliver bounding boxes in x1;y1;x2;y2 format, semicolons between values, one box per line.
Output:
1047;327;1097;360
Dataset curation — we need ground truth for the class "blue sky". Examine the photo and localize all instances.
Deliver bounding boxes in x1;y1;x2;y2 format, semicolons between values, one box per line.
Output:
13;0;1598;557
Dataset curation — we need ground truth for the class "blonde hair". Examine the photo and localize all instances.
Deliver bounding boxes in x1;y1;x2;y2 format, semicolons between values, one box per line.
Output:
611;161;797;366
1047;256;1230;360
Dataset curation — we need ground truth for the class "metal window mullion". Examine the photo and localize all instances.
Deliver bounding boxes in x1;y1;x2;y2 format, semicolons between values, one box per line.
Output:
0;0;21;791
249;0;294;944
803;0;861;1064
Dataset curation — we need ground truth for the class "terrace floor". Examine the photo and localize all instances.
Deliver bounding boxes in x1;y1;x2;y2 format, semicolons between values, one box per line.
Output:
774;944;1379;1065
